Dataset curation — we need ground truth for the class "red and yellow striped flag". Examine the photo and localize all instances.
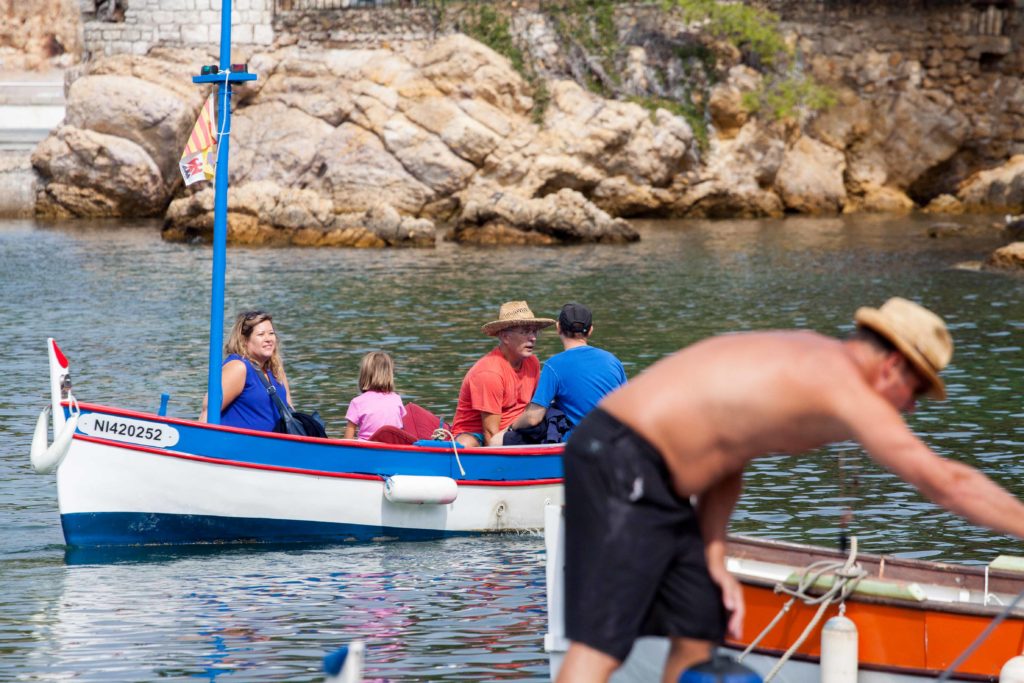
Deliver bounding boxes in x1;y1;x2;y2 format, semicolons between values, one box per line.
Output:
178;94;218;186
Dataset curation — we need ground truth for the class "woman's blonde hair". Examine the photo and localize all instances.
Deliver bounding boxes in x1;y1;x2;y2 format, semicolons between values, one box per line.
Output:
225;310;285;379
359;351;395;393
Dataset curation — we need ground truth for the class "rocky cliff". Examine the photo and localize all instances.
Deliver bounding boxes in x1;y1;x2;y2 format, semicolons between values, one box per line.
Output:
23;2;1024;255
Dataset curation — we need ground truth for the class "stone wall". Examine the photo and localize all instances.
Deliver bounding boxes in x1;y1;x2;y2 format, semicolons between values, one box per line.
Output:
80;0;274;59
272;7;437;48
754;0;1024;196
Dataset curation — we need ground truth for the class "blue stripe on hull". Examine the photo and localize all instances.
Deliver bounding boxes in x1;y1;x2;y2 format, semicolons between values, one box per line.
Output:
61;512;468;548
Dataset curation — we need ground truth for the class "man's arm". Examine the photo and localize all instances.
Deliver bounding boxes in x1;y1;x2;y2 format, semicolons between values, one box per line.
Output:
511;402;547;431
481;412;502;445
696;470;744;640
847;393;1024;540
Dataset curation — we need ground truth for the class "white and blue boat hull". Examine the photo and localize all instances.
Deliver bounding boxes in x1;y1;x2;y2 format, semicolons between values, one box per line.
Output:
45;395;562;547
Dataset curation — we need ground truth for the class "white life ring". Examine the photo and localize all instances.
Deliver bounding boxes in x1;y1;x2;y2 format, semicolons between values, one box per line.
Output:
30;405;78;474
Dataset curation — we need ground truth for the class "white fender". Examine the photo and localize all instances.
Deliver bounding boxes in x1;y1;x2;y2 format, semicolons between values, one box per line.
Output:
821;614;858;683
383;475;458;505
1000;655;1024;682
30;406;78;474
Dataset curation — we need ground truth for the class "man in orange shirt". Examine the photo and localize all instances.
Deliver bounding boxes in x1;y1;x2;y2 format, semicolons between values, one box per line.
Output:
452;301;555;447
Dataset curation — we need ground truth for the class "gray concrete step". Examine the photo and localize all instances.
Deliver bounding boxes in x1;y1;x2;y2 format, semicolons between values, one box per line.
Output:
0;70;65;105
0;105;65;149
0;71;66;150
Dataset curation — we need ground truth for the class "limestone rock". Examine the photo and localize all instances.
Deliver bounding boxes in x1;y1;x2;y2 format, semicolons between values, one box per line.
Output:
958;155;1024;213
0;0;81;70
923;193;964;214
454;186;638;244
926;222;966;238
846;184;915;214
985;241;1024;272
162;181;436;247
414;34;533;116
843;89;969;194
64;74;195;195
675;120;787;218
230;101;335;185
474;80;695;216
308;122;435;214
87;50;211;108
32;126;166;218
402;97;503;165
775;136;846;214
708;66;760;140
381;114;477;194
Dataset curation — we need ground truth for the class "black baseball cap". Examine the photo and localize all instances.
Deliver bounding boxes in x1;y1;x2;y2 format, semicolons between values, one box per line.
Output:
559;302;592;335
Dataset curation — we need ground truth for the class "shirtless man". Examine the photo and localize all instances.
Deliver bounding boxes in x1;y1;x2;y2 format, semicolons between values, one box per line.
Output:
556;297;1024;683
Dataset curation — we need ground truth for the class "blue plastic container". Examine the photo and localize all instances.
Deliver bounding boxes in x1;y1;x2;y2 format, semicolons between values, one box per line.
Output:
678;655;763;683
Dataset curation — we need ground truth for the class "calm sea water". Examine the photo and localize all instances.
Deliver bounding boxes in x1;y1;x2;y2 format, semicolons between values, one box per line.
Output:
1;214;1022;681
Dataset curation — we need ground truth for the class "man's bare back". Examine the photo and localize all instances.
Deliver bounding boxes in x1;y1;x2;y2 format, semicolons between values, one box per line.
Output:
600;330;908;498
557;298;1024;683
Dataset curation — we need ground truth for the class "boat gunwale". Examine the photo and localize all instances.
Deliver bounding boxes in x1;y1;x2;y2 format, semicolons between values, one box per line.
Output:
735;572;1024;618
67;400;565;457
70;432;564;486
728;535;1024;599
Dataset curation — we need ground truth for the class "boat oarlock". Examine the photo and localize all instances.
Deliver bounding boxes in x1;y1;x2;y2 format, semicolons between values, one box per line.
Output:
31;338;79;474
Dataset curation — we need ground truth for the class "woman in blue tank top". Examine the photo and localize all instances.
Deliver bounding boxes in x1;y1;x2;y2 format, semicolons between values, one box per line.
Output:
200;311;292;432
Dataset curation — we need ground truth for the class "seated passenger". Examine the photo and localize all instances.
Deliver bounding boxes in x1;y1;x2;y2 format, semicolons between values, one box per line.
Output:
200;310;292;432
451;301;555;447
343;351;406;440
501;302;627;445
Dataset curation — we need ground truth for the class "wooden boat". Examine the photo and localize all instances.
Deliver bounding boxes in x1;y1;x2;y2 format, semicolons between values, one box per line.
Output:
31;339;562;547
25;1;563;548
544;506;1024;682
30;338;563;547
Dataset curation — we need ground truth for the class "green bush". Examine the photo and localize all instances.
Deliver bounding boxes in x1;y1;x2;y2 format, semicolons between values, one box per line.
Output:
741;73;837;121
446;1;833;130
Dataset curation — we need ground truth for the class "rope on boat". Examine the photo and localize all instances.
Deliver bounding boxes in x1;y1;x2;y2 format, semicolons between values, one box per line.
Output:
217;69;230;141
737;537;867;682
936;587;1024;682
430;427;466;477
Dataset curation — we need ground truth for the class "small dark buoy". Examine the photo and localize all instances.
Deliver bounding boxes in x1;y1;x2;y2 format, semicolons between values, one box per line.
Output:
678;654;763;683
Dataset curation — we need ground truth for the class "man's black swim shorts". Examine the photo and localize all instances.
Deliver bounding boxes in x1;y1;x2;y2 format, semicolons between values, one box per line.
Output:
562;407;727;662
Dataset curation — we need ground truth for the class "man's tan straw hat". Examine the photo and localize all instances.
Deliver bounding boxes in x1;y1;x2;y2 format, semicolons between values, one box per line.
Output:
482;301;556;336
854;297;953;400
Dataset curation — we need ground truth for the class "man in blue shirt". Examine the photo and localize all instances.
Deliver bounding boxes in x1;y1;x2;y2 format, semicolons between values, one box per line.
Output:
501;303;627;444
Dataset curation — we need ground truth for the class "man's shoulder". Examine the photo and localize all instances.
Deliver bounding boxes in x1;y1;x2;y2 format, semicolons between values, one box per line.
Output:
473;349;510;370
551;345;621;366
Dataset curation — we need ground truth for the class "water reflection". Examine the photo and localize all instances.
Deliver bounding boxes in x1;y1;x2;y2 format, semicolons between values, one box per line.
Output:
26;538;548;681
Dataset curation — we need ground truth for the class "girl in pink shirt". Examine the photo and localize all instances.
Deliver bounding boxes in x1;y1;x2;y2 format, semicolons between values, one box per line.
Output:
344;351;407;440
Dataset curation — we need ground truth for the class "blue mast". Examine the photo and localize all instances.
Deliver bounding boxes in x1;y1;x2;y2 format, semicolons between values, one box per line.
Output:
194;0;257;424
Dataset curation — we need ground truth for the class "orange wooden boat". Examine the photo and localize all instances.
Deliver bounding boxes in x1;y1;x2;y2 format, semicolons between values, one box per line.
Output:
723;536;1024;682
544;507;1024;682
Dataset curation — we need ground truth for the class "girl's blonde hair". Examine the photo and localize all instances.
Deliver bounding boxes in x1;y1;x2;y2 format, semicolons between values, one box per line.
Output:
359;351;395;393
225;310;285;379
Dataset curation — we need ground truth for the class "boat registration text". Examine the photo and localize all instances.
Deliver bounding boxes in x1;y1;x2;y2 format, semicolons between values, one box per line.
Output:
78;414;180;448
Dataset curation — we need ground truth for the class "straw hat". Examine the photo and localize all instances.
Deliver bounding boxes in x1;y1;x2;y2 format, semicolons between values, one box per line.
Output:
854;297;953;400
482;301;556;336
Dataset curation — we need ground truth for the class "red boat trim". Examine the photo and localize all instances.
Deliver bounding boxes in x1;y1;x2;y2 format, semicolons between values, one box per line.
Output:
68;402;563;456
52;339;69;369
72;434;563;487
